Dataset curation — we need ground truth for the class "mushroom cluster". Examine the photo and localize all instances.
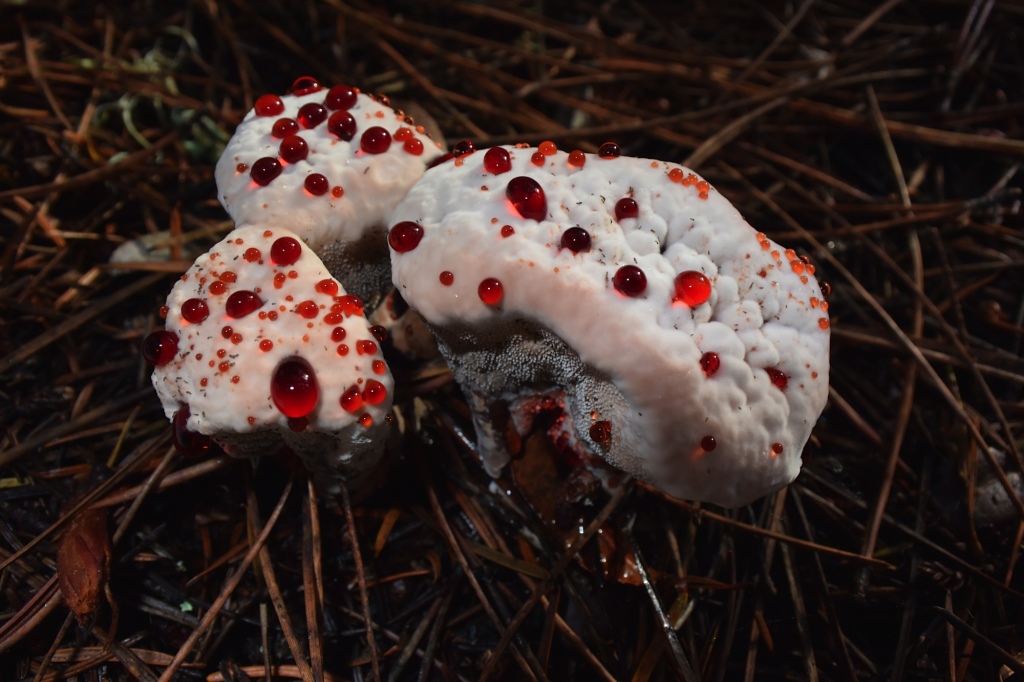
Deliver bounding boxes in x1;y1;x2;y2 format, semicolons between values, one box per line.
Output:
145;79;830;507
388;143;830;507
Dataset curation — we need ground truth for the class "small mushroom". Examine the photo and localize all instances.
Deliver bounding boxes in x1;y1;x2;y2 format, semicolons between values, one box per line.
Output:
145;225;394;485
215;78;444;308
388;143;830;507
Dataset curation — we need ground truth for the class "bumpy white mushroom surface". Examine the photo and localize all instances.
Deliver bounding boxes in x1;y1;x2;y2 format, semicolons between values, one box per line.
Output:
388;143;831;507
215;78;444;305
148;224;394;483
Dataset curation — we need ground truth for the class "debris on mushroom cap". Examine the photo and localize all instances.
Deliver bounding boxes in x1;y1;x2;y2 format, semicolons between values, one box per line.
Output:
148;224;394;484
388;144;831;508
214;79;445;307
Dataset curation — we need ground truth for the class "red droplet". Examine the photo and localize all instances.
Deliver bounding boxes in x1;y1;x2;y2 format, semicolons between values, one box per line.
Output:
172;405;211;458
668;168;684;183
331;186;345;198
820;281;831;298
288;76;322;96
297;300;319;319
271;356;319;418
271;118;299;139
325;85;358;110
336;294;364;317
244;247;262;262
530;151;546;167
614;198;639;221
209;280;227;295
279;135;309;163
221;326;233;339
331;327;346;342
260;339;273;352
181;298;209;324
590;420;611;444
673;271;711;306
394;127;413;141
598;141;621;158
226;290;264;318
297;102;328;129
230;333;243;344
254;94;284;117
766;368;788;390
701;435;717;451
506;176;546;221
340;385;363;413
538;141;557;155
159;305;168;319
452;140;476;157
304;173;329;195
439;270;454;286
700;352;720;376
771;442;784;456
250;157;282;186
403;138;424;155
370;325;388;343
324;312;343;325
613;265;647;297
483;147;512;174
356;339;377;355
501;225;515;238
328;111;357;140
336;344;349;356
478;278;503;305
373;93;391;107
568;150;586;167
142;330;178;365
220;271;237;283
315;279;339;296
362;379;387;405
271;236;302;265
359;414;373;427
372;359;387;375
360;126;392;154
559;227;591;253
236;163;248;173
388;221;424;252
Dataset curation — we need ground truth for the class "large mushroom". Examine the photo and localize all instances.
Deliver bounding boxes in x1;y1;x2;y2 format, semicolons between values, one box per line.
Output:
215;77;444;307
145;225;394;486
388;143;830;507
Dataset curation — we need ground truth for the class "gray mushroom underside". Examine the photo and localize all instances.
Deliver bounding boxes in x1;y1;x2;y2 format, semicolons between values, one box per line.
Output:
431;317;655;485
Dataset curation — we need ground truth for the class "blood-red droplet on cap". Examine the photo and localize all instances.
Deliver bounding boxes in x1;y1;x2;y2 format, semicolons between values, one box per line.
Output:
673;271;711;306
613;265;647;297
439;271;454;286
254;94;284;116
279;135;309;163
304;173;329;195
173;404;211;458
143;330;178;365
315;279;339;296
568;150;586;167
483;147;512;174
181;298;209;324
297;102;327;129
452;140;475;157
328;111;357;140
403;138;423;155
244;248;261;262
360;126;392;154
297;300;319;319
340;385;363;413
598;141;621;158
271;356;319;418
388;222;424;252
478;278;503;305
250;157;282;186
226;291;263;318
699;352;720;376
271;118;299;139
614;198;638;221
701;435;717;451
288;76;322;96
325;85;358;110
362;379;387;405
370;325;388;343
271;237;302;265
506;176;546;221
766;368;788;390
560;227;591;253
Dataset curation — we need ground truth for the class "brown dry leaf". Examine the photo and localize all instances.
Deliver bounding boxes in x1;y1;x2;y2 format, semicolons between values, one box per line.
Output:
56;508;111;624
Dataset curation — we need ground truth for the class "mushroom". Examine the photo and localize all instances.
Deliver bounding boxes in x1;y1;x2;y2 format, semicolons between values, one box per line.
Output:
388;143;830;507
145;224;394;485
215;77;444;308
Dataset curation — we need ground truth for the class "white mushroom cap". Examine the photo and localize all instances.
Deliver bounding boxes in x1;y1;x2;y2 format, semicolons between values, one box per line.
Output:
388;144;830;507
214;80;444;305
149;224;394;482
